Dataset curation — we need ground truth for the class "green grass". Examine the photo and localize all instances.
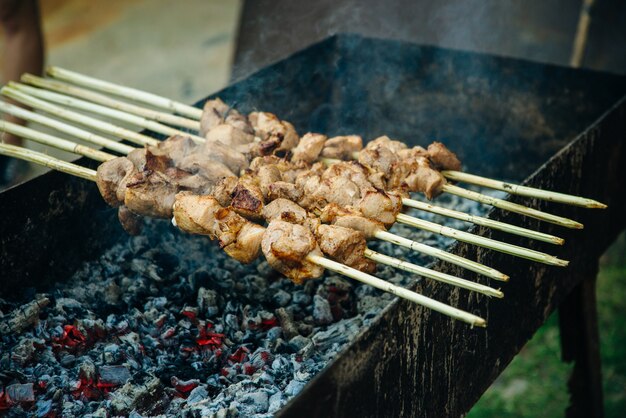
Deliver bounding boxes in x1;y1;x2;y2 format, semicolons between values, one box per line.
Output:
468;232;626;418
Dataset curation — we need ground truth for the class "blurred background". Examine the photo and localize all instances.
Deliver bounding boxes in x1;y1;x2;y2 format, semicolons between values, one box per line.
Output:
1;0;624;416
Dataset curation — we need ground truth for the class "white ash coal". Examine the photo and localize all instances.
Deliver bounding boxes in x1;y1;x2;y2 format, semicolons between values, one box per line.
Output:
0;190;498;417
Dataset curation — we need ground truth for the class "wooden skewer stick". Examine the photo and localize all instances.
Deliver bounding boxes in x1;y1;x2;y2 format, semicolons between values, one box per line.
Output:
46;66;204;120
442;170;606;209
0;143;486;327
10;82;206;144
401;197;564;245
442;184;584;229
0;121;114;163
0;101;135;154
364;249;503;298
21;74;201;131
0;143;96;181
309;254;486;327
374;230;509;281
396;214;568;267
1;86;160;147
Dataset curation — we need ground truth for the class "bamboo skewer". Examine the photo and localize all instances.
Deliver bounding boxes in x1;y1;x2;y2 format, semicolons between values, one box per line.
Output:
364;249;503;298
374;230;508;281
401;198;564;245
0;143;97;181
1;87;160;147
442;170;606;209
308;254;486;327
442;184;584;229
0;101;135;155
21;74;201;131
396;214;568;266
0;143;486;327
0;121;114;163
10;82;206;144
47;66;204;120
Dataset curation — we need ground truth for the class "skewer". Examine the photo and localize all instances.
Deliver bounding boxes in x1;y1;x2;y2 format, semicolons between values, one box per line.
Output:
46;66;203;120
0;143;96;181
441;170;606;209
1;86;160;147
441;184;584;229
21;74;201;131
401;198;564;245
396;214;568;266
0;101;135;155
363;249;503;298
308;254;486;327
42;67;601;211
9;82;206;143
0;143;487;327
0;121;114;162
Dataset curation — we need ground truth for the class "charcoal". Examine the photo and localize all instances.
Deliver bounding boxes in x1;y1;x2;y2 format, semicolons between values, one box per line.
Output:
275;308;299;340
272;289;292;307
187;385;209;405
312;295;333;325
0;296;49;334
10;338;37;366
284;379;306;397
5;382;35;403
268;391;284;413
238;390;269;414
99;365;132;386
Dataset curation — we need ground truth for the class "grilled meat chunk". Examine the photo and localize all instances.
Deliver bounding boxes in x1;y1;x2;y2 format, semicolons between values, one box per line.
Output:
96;157;137;207
249;112;299;155
124;170;178;218
365;135;407;153
211;176;238;206
230;173;265;221
319;204;384;239
316;224;375;273
427;141;462;171
261;220;324;284
200;98;231;137
205;124;254;149
199;139;249;175
357;189;402;227
404;157;446;199
118;205;143;235
320;135;363;159
267;181;303;203
291;133;326;163
262;198;308;224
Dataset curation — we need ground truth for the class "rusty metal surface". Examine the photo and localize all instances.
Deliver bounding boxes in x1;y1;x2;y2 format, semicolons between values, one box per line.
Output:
0;35;625;416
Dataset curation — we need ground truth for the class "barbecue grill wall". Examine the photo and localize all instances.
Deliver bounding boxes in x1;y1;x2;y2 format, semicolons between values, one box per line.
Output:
1;35;625;417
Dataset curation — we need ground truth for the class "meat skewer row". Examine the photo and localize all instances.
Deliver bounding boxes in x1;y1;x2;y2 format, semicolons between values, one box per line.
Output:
0;120;507;292
42;66;606;210
0;141;488;327
4;82;566;246
0;94;567;272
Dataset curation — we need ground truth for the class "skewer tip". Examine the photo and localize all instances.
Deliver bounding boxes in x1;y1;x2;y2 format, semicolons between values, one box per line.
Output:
473;318;487;328
553;237;566;246
589;201;608;209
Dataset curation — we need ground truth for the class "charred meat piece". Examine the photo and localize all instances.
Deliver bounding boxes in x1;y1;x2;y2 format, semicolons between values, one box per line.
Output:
267;181;303;203
127;147;147;170
319;204;384;239
320;135;363;159
124;170;179;218
316;224;376;273
96;157;137;207
427;141;462;171
249;111;299;155
261;220;324;284
291;133;326;163
230;173;265;221
211;176;238;207
118;205;143;236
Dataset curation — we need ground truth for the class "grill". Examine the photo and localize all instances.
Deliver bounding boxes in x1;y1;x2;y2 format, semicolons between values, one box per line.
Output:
1;34;625;417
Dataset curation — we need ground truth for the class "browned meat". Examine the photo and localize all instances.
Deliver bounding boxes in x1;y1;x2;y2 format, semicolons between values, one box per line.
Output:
427;141;462;171
173;192;243;248
199;139;249;174
127;148;147;170
404;161;446;199
316;224;375;273
178;154;235;185
225;109;254;135
357;189;401;227
223;223;265;264
321;161;373;192
357;142;399;176
200;98;230;137
118;205;143;235
230;173;265;220
385;158;417;190
267;181;303;203
398;145;428;161
154;135;197;164
296;174;327;211
291;133;326;163
261;220;324;284
205;124;254;148
249;155;282;171
124;171;178;218
320;135;363;159
249;112;299;155
319;204;384;239
262;198;308;224
256;164;282;198
211;176;238;206
365;135;407;153
96;157;137;207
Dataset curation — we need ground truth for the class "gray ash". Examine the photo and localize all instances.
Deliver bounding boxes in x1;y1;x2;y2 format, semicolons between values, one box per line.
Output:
0;190;496;417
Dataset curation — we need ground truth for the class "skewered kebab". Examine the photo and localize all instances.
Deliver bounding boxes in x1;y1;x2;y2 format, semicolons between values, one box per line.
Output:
38;66;607;211
2;80;567;246
0;141;490;327
0;88;568;272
